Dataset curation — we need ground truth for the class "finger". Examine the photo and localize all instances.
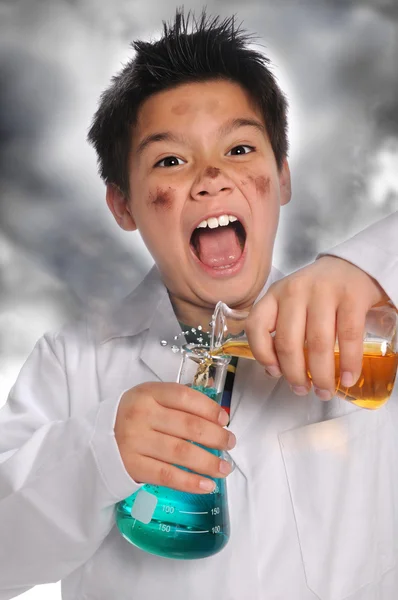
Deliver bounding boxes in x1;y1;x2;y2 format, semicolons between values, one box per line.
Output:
245;293;280;374
152;406;236;451
131;454;217;494
336;299;366;388
305;297;337;400
138;431;232;479
273;294;311;394
143;382;230;426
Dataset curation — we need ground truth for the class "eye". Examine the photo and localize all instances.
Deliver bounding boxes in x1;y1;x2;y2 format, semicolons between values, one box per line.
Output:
227;145;255;156
154;156;185;168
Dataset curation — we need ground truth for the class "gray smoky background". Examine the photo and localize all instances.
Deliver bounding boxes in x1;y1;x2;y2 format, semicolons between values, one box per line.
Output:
1;1;398;400
1;0;398;390
0;1;397;597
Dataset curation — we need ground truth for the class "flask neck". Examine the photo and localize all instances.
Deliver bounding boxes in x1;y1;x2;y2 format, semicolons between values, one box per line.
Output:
210;301;249;351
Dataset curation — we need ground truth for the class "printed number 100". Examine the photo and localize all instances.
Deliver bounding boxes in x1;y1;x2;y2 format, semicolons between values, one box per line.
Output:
211;526;221;534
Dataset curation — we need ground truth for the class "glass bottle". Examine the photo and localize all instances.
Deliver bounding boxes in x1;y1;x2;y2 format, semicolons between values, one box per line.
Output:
210;301;398;410
115;344;233;559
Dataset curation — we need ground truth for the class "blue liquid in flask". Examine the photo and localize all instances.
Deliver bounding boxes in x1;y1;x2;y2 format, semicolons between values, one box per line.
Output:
115;385;230;560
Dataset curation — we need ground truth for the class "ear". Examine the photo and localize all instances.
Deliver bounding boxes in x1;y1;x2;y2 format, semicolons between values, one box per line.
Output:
278;159;292;206
106;184;137;231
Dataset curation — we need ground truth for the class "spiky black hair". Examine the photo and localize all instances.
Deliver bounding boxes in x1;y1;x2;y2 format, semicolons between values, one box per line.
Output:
88;10;289;195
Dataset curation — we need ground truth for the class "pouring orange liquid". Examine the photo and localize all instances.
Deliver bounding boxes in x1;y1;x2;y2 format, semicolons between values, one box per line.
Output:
212;339;398;410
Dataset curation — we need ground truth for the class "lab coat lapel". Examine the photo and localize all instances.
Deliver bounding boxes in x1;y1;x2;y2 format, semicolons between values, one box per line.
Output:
140;290;183;384
98;265;183;384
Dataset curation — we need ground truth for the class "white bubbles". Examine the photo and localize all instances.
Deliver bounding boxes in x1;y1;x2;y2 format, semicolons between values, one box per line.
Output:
160;322;212;354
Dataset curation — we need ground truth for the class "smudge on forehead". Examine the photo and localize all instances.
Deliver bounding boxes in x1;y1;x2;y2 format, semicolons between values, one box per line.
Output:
171;101;190;115
148;187;175;211
171;97;220;116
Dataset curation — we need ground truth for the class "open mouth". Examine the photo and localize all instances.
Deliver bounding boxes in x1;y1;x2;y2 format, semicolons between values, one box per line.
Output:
190;215;247;270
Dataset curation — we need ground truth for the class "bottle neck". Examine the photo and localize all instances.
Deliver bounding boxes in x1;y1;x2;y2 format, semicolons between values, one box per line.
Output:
210;302;249;351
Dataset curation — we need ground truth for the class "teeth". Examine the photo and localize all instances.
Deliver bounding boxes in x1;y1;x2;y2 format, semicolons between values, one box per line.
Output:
195;214;239;230
207;217;219;229
218;215;230;226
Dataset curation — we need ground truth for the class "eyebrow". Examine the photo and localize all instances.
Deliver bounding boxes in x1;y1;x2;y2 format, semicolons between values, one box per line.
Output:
218;117;266;138
136;132;187;157
135;117;266;157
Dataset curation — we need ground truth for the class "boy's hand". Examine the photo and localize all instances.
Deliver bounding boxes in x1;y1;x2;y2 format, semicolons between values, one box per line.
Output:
245;256;389;400
114;382;236;493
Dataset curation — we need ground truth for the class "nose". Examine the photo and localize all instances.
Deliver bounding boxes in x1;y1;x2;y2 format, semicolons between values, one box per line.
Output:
190;166;234;200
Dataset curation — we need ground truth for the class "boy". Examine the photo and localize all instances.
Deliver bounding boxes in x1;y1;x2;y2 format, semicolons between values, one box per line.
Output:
0;11;397;600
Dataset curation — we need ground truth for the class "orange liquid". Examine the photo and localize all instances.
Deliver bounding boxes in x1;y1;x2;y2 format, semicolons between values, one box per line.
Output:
213;340;398;410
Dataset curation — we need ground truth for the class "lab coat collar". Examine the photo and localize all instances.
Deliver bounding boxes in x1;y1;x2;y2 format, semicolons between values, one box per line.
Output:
96;263;284;345
97;265;168;344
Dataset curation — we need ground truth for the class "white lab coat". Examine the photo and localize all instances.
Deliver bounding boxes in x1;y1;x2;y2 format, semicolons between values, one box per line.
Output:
0;213;398;600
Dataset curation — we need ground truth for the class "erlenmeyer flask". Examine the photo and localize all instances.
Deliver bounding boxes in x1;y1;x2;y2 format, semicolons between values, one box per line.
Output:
211;301;398;410
115;345;232;559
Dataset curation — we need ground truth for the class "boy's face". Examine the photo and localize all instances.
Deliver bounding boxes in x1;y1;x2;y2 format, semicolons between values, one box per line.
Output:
107;79;291;315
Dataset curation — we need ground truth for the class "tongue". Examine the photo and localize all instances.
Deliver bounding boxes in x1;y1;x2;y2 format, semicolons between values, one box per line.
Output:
196;226;243;268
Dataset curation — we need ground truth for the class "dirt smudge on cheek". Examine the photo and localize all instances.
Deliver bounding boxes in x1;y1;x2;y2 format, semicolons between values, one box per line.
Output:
254;175;271;196
148;187;175;211
205;166;221;179
243;174;271;196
